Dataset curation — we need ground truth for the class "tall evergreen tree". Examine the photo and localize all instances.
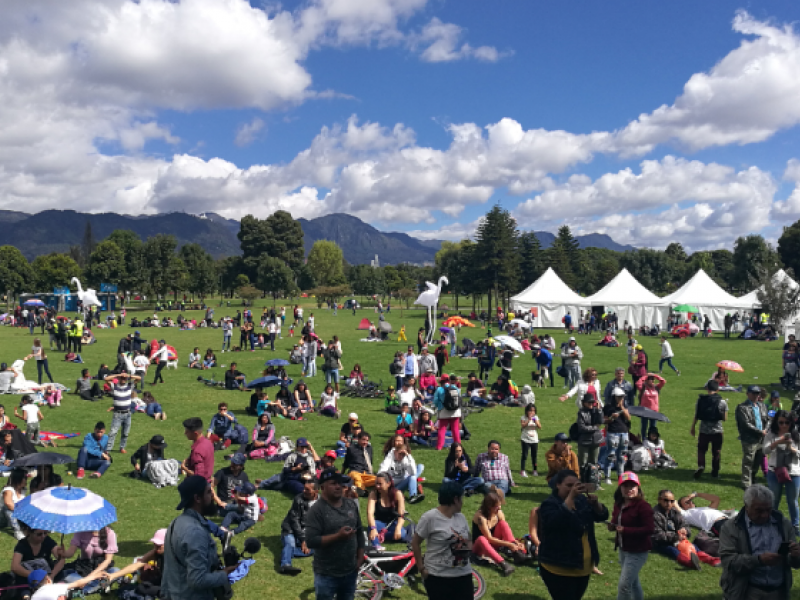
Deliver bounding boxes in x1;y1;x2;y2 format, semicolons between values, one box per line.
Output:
474;204;520;307
519;232;544;288
81;222;96;268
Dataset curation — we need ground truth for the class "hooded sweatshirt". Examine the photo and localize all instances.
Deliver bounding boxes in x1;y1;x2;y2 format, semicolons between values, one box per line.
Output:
519;385;536;406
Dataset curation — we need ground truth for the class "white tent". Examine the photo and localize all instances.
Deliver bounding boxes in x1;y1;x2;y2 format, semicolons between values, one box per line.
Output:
585;268;669;329
660;269;752;330
510;267;590;328
740;269;800;340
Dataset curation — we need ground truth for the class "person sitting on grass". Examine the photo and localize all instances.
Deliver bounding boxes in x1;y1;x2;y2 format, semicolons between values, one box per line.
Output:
247;413;276;459
29;463;62;494
379;434;425;504
396;404;414;436
188;347;202;369
292;381;315;418
280;438;320;495
337;413;362;453
1;468;26;540
472;487;525;576
102;528;166;595
367;472;410;550
26;568;110;600
267;388;291;419
220;481;259;537
342;430;376;492
11;523;65;586
385;385;401;414
74;368;103;401
56;526;121;593
203;348;217;369
130;434;168;480
412;411;434;447
318;383;339;418
443;442;484;495
652;488;720;569
224;362;247;391
207;402;237;450
76;422;111;480
279;472;316;576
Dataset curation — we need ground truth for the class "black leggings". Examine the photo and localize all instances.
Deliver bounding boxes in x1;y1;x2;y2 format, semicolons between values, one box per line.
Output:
541;366;554;387
423;574;473;600
521;441;538;471
36;359;54;384
153;361;166;384
540;567;590;600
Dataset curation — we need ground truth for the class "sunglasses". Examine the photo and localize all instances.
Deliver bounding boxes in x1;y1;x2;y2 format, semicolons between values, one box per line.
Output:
660;498;675;503
778;421;792;425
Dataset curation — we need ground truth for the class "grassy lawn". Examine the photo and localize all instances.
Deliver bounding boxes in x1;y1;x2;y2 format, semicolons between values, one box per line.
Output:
0;302;794;599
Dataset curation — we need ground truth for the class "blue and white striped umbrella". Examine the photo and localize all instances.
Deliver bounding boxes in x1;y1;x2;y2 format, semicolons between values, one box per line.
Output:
13;485;116;533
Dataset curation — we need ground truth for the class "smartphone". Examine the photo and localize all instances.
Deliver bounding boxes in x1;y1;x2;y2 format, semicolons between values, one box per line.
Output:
583;483;598;493
779;541;791;556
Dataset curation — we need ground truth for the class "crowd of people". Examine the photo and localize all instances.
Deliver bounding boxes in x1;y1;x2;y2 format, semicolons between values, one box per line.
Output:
2;300;800;600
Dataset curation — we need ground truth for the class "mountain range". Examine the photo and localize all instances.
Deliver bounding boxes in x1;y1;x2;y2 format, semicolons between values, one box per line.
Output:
0;209;633;264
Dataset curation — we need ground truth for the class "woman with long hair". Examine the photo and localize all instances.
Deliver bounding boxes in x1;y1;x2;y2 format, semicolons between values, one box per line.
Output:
367;472;409;548
318;383;339;418
292;381;315;417
11;520;64;584
203;348;217;369
58;525;121;593
30;464;63;494
764;409;800;532
247;413;276;459
471;488;525;576
608;473;654;600
25;337;53;385
1;468;26;540
443;442;484;495
379;434;425;504
559;367;602;408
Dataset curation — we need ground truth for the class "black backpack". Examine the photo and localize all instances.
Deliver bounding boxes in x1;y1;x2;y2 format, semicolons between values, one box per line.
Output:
580;462;602;487
568;421;581;442
443;386;461;411
696;395;725;422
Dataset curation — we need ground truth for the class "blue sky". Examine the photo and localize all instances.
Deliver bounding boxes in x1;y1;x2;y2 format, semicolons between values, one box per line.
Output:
2;0;800;251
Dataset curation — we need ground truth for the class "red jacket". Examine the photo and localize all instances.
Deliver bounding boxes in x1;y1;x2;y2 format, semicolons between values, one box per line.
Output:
610;499;654;553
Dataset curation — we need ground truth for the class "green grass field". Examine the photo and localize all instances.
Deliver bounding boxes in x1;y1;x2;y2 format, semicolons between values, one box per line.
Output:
0;303;795;599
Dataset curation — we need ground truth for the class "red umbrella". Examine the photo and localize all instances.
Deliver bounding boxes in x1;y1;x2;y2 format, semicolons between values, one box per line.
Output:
716;360;744;372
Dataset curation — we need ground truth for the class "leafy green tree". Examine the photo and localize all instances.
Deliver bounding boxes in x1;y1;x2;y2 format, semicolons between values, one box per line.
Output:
664;242;688;263
218;256;245;296
141;234;177;297
348;264;382;297
264;211;305;273
778;222;800;279
710;249;735;289
31;253;82;290
754;266;800;333
168;257;190;299
619;249;677;293
179;243;217;298
0;246;35;301
107;230;144;291
732;235;782;291
556;226;581;275
238;215;273;262
306;240;346;286
296;264;317;292
237;284;260;305
257;255;297;301
383;266;403;294
474;204;520;308
85;240;126;287
435;240;474;309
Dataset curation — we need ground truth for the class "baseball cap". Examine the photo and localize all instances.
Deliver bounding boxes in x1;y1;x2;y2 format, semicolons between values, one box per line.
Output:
230;452;246;465
296;437;309;447
569;336;576;341
176;475;208;510
349;413;358;420
28;570;48;587
235;482;257;496
612;387;626;396
388;385;395;391
318;468;352;486
554;432;570;442
148;435;167;448
135;330;141;335
618;472;641;487
748;385;763;394
324;450;338;459
772;390;781;398
150;529;168;545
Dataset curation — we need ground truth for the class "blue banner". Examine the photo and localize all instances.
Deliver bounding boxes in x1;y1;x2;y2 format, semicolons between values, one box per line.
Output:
100;283;118;293
53;286;70;294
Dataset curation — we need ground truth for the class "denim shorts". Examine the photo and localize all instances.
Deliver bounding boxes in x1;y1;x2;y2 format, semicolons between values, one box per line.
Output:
326;369;340;384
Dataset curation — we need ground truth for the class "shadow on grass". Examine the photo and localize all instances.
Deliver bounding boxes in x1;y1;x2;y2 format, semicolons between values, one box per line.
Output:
117;540;155;558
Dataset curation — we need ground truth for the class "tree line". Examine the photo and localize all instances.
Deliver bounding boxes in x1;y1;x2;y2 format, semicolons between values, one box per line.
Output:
0;206;797;309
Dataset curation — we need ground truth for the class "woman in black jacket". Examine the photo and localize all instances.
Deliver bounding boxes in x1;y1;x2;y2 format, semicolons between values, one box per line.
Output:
538;469;609;600
443;442;484;496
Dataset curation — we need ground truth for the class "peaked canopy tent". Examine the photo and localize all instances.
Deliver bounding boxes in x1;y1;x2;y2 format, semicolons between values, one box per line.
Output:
510;267;590;328
585;268;669;329
740;269;800;340
660;269;753;330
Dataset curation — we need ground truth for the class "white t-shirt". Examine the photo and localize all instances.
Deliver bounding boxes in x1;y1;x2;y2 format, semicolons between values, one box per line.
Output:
133;356;149;370
308;317;315;329
520;415;539;444
682;507;727;531
398;388;418;408
241;495;259;521
22;404;40;424
416;508;472;577
268;323;276;334
2;486;24;504
644;439;664;458
319;392;338;411
32;583;69;600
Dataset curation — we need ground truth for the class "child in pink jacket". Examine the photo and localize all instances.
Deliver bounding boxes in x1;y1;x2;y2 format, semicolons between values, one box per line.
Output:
636;373;665;439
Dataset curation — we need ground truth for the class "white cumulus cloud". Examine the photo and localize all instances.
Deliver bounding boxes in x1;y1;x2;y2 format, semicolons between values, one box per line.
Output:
234;118;266;147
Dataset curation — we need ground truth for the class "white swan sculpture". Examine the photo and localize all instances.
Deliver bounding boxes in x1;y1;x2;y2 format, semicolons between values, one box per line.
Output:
414;276;449;343
71;277;102;308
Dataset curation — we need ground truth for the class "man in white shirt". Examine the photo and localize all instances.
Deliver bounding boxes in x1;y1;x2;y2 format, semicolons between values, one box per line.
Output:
268;321;277;351
678;492;734;531
398;378;422;408
659;335;680;375
14;396;43;445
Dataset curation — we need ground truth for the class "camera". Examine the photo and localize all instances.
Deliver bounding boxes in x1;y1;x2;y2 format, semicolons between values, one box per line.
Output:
213;538;261;600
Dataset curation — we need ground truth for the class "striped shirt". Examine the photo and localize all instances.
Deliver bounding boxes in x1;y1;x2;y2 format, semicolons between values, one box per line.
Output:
112;383;133;412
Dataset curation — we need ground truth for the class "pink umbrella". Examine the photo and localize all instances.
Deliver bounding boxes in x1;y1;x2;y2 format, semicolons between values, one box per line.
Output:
716;360;744;372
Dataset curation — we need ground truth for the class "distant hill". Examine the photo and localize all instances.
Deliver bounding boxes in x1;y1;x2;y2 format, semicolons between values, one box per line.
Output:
0;209;634;262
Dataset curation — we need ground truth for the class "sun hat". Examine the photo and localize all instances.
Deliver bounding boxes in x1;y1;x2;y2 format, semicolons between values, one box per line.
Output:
612;387;626;396
150;529;168;545
349;412;359;420
618;472;641;487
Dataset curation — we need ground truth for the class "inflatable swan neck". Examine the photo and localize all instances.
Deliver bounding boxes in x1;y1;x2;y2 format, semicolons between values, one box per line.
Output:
71;277;84;294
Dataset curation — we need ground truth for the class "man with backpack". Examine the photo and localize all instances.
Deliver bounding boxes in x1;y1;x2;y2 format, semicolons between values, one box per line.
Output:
432;375;462;451
691;380;728;480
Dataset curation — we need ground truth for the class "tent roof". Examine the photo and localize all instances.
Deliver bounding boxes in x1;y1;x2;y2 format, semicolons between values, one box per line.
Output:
738;269;799;307
661;269;747;308
357;318;372;330
510;267;590;306
585;268;662;305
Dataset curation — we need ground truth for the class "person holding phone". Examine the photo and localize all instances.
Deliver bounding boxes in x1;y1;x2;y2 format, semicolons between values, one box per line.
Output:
520;404;541;478
608;472;654;600
763;410;800;535
603;388;631;486
538;470;608;600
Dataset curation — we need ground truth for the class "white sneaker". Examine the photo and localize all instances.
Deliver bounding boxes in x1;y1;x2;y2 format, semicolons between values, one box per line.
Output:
532;470;539;477
606;478;612;486
520;470;528;478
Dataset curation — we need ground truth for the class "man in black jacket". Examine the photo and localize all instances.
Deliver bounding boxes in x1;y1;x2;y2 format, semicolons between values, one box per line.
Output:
131;434;167;478
279;472;317;575
342;431;375;492
691;380;728;480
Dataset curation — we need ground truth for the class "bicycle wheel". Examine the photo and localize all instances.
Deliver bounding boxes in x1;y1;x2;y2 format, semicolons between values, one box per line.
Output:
356;567;384;600
472;569;487;600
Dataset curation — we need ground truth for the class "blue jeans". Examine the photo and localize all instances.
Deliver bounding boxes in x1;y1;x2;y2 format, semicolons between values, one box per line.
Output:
65;568;120;594
77;447;111;475
303;357;316;377
314;571;358;600
618;550;647;600
394;465;424;497
657;544;700;560
107;411;132;451
483;479;510;495
443;476;484;491
326;369;340;384
281;534;313;567
605;433;629;479
222;335;231;351
145;403;163;418
640;417;657;440
450;342;457;357
221;512;256;535
767;470;800;529
659;358;678;373
0;505;23;539
372;519;408;546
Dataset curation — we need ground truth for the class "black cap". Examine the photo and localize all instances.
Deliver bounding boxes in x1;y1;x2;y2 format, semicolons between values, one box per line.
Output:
554;432;570;442
318;468;352;486
149;435;167;448
176;475;208;510
183;417;203;431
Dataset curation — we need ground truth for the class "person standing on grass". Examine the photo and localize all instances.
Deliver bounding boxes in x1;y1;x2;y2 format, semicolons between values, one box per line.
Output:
305;468;365;600
561;337;583;390
104;372;139;455
534;346;554;388
608;472;654;600
636;373;665;440
763;410;800;535
412;481;474;600
603;388;631;486
604;367;635;407
181;418;215;482
691;380;728;480
658;336;680;375
323;340;342;394
736;386;769;489
432;375;462;450
520;404;540;478
279;471;317;576
24;338;53;385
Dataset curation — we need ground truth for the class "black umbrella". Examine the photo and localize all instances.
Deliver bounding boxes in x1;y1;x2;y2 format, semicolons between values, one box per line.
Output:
627;406;670;423
13;452;74;468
